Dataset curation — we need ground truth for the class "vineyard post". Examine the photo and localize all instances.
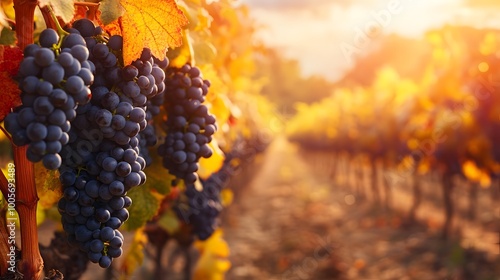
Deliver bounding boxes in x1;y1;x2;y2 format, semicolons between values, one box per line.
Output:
441;172;454;240
408;171;421;223
344;155;351;187
494;179;500;200
355;159;364;198
12;0;44;279
329;152;337;182
370;157;381;204
467;182;478;220
382;160;392;210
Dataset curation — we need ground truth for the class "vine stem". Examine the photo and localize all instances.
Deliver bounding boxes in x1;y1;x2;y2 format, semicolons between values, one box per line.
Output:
13;0;44;279
74;2;100;21
14;146;43;279
13;0;37;49
39;5;58;30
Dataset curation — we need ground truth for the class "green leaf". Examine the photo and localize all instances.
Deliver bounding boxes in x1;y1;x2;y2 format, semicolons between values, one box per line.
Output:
142;149;172;195
123;185;160;230
157;209;180;235
39;0;75;24
0;26;16;45
99;0;125;25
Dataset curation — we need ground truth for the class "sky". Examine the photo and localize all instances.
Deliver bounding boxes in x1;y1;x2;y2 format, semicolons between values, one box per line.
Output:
240;0;500;81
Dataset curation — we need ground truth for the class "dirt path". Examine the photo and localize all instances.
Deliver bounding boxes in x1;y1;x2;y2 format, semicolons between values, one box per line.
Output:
222;137;500;280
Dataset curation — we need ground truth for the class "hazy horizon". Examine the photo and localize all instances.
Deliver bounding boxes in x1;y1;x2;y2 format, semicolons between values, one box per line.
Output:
241;0;500;81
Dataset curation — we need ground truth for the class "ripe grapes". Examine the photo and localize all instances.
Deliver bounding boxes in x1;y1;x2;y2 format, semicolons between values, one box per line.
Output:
5;28;93;170
56;18;162;268
158;63;217;185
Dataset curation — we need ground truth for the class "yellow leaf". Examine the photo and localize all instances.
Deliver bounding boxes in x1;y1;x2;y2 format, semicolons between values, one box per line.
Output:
418;159;430;175
479;172;491;188
1;0;14;20
119;228;147;278
198;140;225;180
220;189;233;207
462;160;483;182
117;0;189;65
167;29;193;68
193;229;231;280
35;163;61;210
39;0;75;24
193;41;217;66
210;95;231;126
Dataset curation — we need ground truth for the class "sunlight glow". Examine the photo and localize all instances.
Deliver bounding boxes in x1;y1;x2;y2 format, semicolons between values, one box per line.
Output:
242;0;500;80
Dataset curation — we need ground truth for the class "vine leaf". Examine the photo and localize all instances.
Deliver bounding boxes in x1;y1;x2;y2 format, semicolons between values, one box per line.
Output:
98;0;125;25
0;47;22;122
198;140;225;180
141;151;172;195
106;0;188;65
38;0;75;23
0;45;22;76
123;184;161;230
0;27;16;45
193;229;231;280
120;228;147;277
167;29;193;68
0;1;12;35
157;209;180;235
34;163;61;210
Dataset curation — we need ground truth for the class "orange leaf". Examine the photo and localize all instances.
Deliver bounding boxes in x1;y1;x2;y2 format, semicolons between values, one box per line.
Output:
118;0;188;65
0;46;22;122
0;45;23;76
0;72;21;122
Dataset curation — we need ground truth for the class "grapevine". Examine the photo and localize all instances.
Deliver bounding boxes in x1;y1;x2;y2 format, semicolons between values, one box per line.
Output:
0;0;274;278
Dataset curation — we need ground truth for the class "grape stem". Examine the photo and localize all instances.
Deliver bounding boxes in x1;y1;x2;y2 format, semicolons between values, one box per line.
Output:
38;5;59;31
45;4;69;37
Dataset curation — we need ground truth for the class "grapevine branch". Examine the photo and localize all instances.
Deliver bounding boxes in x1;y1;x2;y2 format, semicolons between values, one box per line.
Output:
39;5;58;30
74;2;100;21
13;0;44;279
14;146;42;279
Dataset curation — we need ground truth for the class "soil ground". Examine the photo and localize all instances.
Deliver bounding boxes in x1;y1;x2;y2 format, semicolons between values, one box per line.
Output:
222;137;500;280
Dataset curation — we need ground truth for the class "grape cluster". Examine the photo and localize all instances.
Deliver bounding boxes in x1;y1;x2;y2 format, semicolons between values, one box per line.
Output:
174;161;236;240
57;168;131;268
55;18;164;268
158;64;216;184
4;28;93;170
